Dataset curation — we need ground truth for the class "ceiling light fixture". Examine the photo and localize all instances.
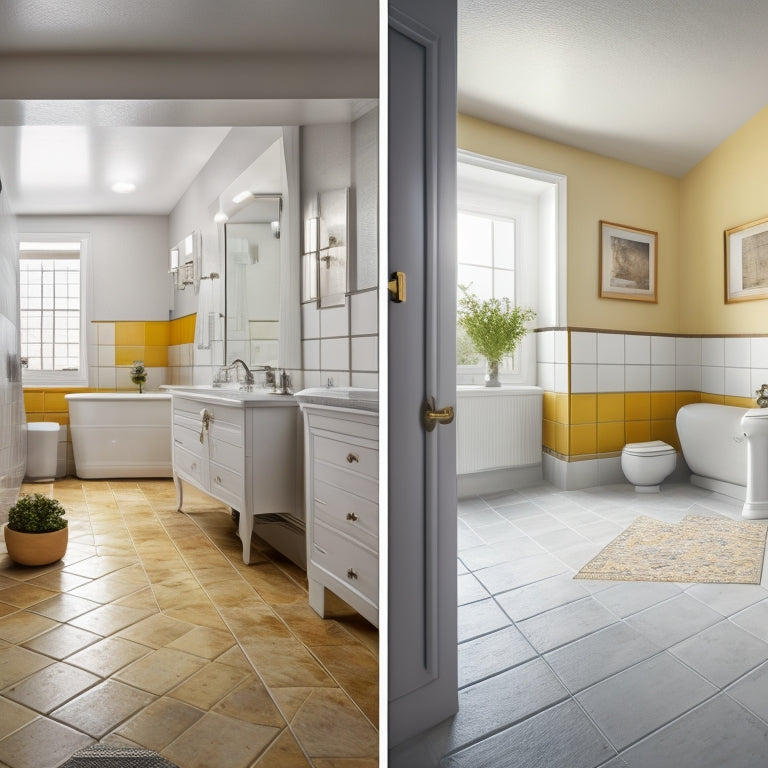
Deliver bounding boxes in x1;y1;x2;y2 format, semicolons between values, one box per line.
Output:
214;211;229;224
232;190;253;204
111;181;136;194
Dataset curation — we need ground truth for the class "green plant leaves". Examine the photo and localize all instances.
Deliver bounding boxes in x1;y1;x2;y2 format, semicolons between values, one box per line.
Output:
7;493;68;533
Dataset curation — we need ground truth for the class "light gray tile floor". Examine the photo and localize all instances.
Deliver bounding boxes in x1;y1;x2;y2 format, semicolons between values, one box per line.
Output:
390;481;768;768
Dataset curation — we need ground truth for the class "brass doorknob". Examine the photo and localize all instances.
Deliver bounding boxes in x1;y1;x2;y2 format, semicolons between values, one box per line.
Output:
422;397;455;432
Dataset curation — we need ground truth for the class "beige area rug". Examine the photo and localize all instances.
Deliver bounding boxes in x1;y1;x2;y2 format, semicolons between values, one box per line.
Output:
574;515;768;584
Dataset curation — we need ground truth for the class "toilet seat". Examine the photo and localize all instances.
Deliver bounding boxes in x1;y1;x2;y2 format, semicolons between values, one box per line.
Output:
622;440;675;457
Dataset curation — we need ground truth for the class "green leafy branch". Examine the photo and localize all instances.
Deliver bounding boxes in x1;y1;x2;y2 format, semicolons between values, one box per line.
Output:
457;285;535;363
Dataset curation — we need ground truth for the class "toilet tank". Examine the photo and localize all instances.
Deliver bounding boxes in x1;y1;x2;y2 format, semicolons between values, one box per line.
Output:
676;403;748;487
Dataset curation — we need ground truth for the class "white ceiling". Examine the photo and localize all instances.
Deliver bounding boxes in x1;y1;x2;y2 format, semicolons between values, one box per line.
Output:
458;0;768;177
0;0;378;216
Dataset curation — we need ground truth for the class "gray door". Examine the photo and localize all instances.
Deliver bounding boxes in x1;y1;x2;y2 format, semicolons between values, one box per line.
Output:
388;0;458;748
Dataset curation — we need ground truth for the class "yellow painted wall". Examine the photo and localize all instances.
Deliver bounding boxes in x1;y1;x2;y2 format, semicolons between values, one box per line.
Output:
458;114;681;333
680;104;768;334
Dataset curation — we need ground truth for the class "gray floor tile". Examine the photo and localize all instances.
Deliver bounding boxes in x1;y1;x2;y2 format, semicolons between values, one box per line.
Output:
625;593;722;647
458;497;492;514
439;658;569;753
457;598;510;643
511;513;563;535
593;581;682;618
495;500;547;519
457;523;484;552
545;622;660;693
727;661;768;721
730;598;768;642
670;620;768;687
621;694;768;768
457;573;489;606
554;542;604;571
685;582;768;616
439;700;616;768
496;573;590;622
474;553;570;594
517;597;617;653
531;527;590;551
458;625;536;688
576;520;625;543
577;652;717;750
458;507;508;529
480;489;526;507
459;538;543;571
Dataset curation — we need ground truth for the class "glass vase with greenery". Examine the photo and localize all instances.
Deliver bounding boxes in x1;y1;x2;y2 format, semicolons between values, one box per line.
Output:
457;286;535;386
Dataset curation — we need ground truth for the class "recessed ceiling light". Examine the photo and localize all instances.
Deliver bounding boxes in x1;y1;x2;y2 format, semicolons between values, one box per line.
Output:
232;190;252;204
214;211;229;223
111;181;136;194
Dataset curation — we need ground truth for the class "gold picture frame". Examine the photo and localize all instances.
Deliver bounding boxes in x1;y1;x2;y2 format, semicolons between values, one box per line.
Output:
725;215;768;303
599;220;658;303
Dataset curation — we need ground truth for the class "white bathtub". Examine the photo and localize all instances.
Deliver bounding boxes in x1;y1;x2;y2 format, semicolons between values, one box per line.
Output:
65;393;173;479
676;402;748;500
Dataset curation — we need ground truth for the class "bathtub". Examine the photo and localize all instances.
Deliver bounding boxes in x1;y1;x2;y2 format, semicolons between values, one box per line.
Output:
676;402;748;500
65;393;173;479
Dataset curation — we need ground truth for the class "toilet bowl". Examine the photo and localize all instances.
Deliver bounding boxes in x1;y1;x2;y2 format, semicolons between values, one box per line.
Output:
621;440;676;492
24;422;60;482
741;409;768;518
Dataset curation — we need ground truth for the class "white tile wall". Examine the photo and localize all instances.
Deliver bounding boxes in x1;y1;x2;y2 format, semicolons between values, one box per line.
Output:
702;337;725;366
536;331;555;364
351;336;378;371
724;337;751;368
701;365;724;396
350;289;378;336
321;337;349;371
625;364;651;391
554;331;568;364
320;304;349;337
571;364;596;394
725;366;751;398
302;302;320;339
597;365;624;392
650;336;675;365
650;364;675;391
751;337;768;368
625;334;650;365
302;339;320;370
597;333;624;364
571;332;596;364
676;337;701;366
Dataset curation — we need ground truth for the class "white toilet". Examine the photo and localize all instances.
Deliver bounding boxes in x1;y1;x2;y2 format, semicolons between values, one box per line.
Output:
741;408;768;519
621;440;676;492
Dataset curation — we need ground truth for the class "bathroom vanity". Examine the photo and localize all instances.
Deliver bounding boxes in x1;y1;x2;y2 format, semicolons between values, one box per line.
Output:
296;388;379;627
169;388;299;564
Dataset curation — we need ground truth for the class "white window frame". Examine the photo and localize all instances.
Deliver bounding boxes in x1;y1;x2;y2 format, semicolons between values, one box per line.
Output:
18;233;90;387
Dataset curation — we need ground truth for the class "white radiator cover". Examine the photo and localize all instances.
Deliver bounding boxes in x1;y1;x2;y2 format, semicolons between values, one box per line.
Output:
456;386;543;475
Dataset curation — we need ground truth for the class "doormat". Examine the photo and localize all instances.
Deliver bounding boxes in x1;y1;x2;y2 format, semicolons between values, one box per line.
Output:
60;745;180;768
574;514;768;584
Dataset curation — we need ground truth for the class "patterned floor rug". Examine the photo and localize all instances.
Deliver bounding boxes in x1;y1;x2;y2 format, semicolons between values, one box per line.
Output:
574;514;768;584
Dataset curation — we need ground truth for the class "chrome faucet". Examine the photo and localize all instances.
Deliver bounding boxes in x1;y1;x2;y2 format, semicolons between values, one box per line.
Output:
229;359;254;389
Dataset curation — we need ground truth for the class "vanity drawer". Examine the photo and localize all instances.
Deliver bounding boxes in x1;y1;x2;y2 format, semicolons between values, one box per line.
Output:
314;459;377;503
312;434;378;480
209;460;244;509
209;437;243;472
172;422;204;456
209;406;243;446
174;444;204;484
313;479;378;550
312;521;378;605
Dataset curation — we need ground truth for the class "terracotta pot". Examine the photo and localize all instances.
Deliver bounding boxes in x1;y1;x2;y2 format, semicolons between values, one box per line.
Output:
3;525;68;566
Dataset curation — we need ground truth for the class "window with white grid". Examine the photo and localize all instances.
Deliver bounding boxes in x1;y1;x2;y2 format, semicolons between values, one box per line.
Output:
18;238;88;384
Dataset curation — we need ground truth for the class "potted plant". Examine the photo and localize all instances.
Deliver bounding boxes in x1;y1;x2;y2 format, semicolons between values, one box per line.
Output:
457;286;536;387
3;493;68;566
130;360;147;393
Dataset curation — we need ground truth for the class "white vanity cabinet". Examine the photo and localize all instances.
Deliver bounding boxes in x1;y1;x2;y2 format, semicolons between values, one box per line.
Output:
170;390;299;564
298;393;379;627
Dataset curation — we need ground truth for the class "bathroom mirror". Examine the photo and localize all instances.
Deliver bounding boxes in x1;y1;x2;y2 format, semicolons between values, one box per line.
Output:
224;195;282;369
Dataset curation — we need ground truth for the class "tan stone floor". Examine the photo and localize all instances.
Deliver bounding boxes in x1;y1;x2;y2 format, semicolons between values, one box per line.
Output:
0;478;378;768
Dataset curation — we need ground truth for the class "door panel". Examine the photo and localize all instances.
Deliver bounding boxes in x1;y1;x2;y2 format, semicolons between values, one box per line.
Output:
388;0;458;749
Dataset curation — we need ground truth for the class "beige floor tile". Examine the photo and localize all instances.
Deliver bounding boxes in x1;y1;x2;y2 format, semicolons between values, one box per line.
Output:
166;625;236;659
215;645;253;672
68;564;148;604
115;697;204;752
69;603;154;636
252;728;312;767
0;646;54;688
312;760;379;767
51;679;156;738
22;624;101;660
167;662;248;710
164;604;228;631
212;675;286;727
271;687;317;722
0;576;18;590
28;594;101;623
116;614;195;649
27;570;91;593
0;717;94;768
289;688;378;760
0;696;38;739
239;638;333;688
162;711;280;768
0;612;58;644
0;604;16;619
113;647;207;695
63;556;138;579
0;584;58;609
65;636;152;678
114;587;159;612
3;662;100;714
273;602;358;647
310;644;378;725
239;563;308;605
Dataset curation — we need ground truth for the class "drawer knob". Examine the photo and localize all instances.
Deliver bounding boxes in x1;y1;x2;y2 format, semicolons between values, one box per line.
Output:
346;453;359;464
347;568;358;580
214;475;222;484
191;463;197;471
346;512;359;522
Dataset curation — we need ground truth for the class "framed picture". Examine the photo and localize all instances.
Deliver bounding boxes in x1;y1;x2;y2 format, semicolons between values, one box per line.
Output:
725;215;768;303
599;221;658;303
